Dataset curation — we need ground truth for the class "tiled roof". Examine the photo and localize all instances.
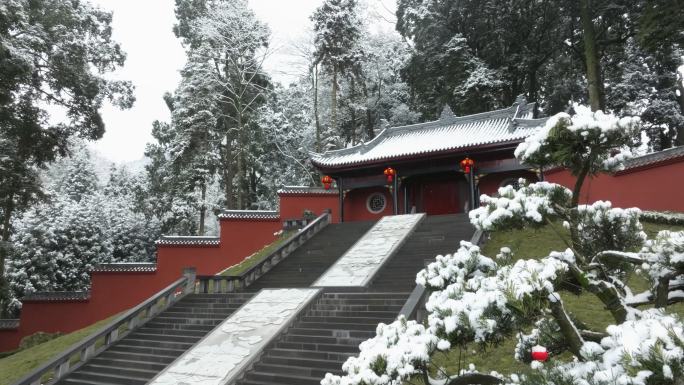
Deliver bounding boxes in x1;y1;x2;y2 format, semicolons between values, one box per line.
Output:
277;186;338;194
21;291;90;301
155;236;220;245
91;263;157;272
622;146;684;170
310;103;546;167
218;210;280;219
0;319;19;330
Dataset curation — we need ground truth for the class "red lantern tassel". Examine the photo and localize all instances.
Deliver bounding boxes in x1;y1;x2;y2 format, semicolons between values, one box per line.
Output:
325;183;330;189
388;176;392;182
465;167;470;173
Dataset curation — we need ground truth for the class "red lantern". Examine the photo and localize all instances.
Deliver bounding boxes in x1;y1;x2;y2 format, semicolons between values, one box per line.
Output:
531;345;548;361
460;158;475;173
321;176;333;189
384;167;396;182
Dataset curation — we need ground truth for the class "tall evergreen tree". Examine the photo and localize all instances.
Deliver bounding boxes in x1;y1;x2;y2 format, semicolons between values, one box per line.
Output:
311;0;362;139
0;0;134;278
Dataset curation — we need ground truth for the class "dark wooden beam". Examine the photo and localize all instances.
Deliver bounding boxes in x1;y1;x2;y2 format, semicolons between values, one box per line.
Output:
338;177;344;223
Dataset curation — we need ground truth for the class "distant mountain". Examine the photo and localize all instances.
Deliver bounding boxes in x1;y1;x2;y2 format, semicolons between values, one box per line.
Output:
125;156;151;174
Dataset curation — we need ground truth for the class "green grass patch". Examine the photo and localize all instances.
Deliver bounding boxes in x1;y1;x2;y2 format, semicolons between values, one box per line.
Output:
219;231;297;276
429;221;684;378
0;298;168;385
0;311;126;385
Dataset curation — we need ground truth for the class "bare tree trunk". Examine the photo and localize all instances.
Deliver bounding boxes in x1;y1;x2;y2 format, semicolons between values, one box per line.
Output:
199;182;206;236
314;64;322;153
224;114;234;210
237;117;244;210
675;79;684;147
0;192;13;279
350;76;356;146
579;0;605;112
331;65;339;137
362;81;374;139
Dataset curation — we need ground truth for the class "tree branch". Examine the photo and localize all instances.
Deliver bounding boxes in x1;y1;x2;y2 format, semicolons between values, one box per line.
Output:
444;373;503;385
548;293;585;360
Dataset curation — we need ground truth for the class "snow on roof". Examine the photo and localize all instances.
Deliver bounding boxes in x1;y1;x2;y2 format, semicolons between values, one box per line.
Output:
91;263;157;272
21;291;90;302
155;236;220;245
218;210;280;219
621;145;684;171
310;102;546;167
277;186;338;194
0;319;19;330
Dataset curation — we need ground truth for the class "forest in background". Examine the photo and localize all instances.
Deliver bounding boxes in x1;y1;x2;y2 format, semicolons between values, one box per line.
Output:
0;0;682;315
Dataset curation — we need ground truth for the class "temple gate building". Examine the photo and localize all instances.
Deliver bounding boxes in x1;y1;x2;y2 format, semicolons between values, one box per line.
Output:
310;97;546;222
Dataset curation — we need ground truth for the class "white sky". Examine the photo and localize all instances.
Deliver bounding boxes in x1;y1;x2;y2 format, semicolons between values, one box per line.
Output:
85;0;397;163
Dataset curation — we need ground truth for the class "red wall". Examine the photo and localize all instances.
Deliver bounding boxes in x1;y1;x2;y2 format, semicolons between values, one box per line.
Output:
279;194;339;222
478;170;539;197
545;160;684;212
343;186;398;222
0;217;282;352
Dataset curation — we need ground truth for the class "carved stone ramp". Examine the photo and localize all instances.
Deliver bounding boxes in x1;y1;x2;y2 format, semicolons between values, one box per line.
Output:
147;288;321;385
311;214;425;289
237;214;476;385
54;293;255;385
243;221;377;292
367;213;475;292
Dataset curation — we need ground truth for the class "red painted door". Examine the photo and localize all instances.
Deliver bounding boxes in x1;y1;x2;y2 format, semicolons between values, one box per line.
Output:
421;178;461;216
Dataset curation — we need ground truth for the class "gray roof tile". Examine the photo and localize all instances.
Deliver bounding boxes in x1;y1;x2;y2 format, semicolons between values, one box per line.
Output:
310;104;546;167
91;263;157;272
277;186;338;194
0;319;19;330
218;210;280;219
156;236;220;245
22;291;90;301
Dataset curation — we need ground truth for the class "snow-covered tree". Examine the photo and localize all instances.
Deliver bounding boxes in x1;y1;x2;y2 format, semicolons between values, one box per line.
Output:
323;107;684;385
4;146;160;316
311;0;363;138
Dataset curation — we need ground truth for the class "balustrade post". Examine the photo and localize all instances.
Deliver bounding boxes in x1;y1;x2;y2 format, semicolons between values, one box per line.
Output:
146;303;157;318
81;344;95;362
227;279;235;293
106;329;118;345
213;279;221;293
182;267;197;295
54;361;69;379
165;292;174;307
127;314;139;331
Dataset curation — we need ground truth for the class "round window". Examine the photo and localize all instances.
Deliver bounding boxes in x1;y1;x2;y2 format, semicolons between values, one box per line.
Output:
500;178;522;191
366;192;387;214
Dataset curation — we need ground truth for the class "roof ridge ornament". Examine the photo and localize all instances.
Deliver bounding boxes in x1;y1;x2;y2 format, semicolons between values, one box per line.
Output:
440;105;456;120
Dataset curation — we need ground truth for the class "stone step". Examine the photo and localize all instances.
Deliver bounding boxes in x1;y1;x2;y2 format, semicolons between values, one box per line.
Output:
98;350;178;365
88;358;168;373
79;363;158;380
275;341;359;354
294;321;381;332
281;334;368;346
260;355;347;371
245;370;326;385
106;344;187;357
254;362;343;377
267;348;354;361
64;370;149;385
310;304;403;312
143;322;216;332
305;310;398;318
285;327;374;339
315;298;408;306
128;332;201;344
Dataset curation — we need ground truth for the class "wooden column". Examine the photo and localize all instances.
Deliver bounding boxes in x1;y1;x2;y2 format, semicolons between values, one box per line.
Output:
338;177;344;223
393;174;399;215
403;182;409;214
469;169;476;210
